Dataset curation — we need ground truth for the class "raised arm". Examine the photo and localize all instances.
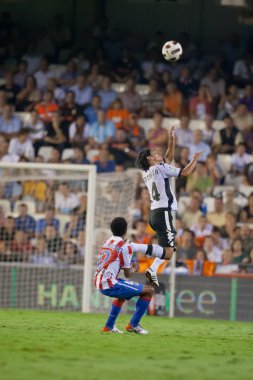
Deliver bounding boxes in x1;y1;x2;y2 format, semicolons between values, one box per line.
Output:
164;126;175;163
181;152;202;176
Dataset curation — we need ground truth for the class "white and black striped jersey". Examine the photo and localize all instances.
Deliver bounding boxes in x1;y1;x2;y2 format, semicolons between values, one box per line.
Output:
143;163;181;211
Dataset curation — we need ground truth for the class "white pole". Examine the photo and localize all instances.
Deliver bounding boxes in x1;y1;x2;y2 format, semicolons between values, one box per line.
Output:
82;165;96;313
169;176;176;318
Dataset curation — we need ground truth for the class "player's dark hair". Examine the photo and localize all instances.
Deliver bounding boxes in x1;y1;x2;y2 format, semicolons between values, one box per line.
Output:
110;217;127;237
136;149;151;171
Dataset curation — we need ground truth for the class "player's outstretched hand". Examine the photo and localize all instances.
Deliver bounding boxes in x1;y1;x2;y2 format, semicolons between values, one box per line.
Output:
168;125;175;138
193;151;203;161
131;262;140;273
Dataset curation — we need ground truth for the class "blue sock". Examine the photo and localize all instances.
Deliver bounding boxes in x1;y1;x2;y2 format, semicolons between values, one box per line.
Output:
105;299;125;329
130;296;151;327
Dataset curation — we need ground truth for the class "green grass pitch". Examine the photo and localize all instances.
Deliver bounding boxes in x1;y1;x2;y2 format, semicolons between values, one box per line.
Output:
0;310;253;380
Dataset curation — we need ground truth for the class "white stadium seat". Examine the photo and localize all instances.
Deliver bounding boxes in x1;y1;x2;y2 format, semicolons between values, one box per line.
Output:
62;149;75;161
213;185;235;197
204;197;215;212
238;185;253;197
49;64;66;78
86;149;99;162
15;112;30;125
189;120;205;131
111;83;126;93
135;84;150;96
0;199;11;214
213;120;225;131
38;146;52;161
217;154;232;175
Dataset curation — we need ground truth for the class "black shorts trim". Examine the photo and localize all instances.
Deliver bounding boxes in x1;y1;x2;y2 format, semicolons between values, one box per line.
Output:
150;208;176;248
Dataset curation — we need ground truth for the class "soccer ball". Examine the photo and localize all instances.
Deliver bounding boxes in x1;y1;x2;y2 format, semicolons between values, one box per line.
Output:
162;40;183;61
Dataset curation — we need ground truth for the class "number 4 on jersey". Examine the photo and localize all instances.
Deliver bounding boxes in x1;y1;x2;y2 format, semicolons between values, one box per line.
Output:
152;181;160;201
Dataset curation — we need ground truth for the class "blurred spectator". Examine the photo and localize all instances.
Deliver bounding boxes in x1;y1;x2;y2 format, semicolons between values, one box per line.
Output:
240;84;253;112
35;206;60;237
217;84;240;120
191;215;213;238
15;203;36;236
94;147;116;173
231;238;248;263
141;47;166;82
60;240;80;265
239;192;253;223
109;128;137;169
211;226;229;251
206;154;223;185
141;78;163;117
0;71;20;104
0;137;19;162
8;128;35;160
178;32;197;61
1;180;22;209
186;162;213;195
64;210;84;239
36;28;55;58
74;49;90;74
181;196;202;228
132;219;152;244
177;229;197;260
203;235;222;263
177;67;198;101
148;111;168;154
106;98;129;129
29;236;56;265
120;78;142;113
223;190;240;215
212;114;243;154
71;147;89;165
70;74;93;107
189;85;213;119
22;40;41;74
97;75;117;110
89;109;115;146
114;47;139;82
60;91;81;125
0;104;21;139
47;147;61;163
201;67;225;102
232;104;253;133
10;230;32;261
69;115;89;146
187;129;211;161
163;82;183;118
233;54;253;86
34;57;54;91
44;224;63;254
76;230;85;257
0;216;16;241
219;212;237;239
221;249;233;266
87;63;103;90
46;78;65;105
231;143;252;174
58;60;77;89
0;91;7;115
16;75;41;111
35;90;58;123
175;146;189;194
175;115;192;147
240;224;253;255
203;115;215;145
207;197;226;228
55;182;79;214
14;60;28;88
84;94;101;124
125;113;146;152
0;205;5;228
43;112;67;152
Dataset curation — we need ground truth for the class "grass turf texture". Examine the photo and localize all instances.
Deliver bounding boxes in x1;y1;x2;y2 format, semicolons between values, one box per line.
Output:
0;310;253;380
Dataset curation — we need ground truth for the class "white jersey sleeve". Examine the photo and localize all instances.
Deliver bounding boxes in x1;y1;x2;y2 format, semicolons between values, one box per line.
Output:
121;244;133;269
159;163;181;178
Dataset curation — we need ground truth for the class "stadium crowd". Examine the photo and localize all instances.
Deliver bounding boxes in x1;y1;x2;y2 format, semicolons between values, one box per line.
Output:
0;12;253;275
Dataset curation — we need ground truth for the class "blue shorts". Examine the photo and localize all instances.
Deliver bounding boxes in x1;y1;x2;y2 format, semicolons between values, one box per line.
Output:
100;278;143;300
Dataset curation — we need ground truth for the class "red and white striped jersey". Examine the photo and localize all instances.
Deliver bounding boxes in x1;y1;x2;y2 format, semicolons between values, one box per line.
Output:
94;235;133;290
